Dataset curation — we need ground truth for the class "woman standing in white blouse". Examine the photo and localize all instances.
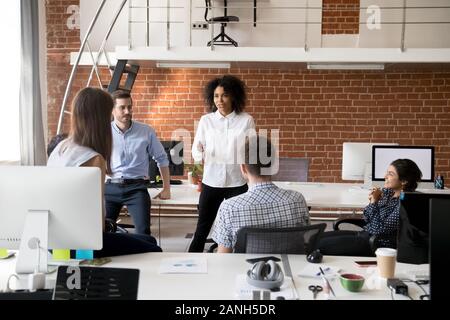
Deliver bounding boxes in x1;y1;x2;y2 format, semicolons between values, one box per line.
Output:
188;75;256;252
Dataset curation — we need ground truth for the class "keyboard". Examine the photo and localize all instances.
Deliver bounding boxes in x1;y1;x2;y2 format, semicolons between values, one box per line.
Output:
405;269;430;281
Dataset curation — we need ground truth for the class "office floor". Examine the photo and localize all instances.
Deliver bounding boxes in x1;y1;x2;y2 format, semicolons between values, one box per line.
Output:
120;215;354;253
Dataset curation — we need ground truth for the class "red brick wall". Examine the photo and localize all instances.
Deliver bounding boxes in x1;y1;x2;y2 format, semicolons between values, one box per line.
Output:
322;0;360;34
46;1;450;186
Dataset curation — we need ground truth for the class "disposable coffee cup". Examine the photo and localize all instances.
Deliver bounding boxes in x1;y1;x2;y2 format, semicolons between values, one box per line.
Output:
375;248;397;279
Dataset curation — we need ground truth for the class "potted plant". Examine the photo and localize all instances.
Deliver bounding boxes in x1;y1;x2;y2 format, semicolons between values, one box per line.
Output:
186;163;203;185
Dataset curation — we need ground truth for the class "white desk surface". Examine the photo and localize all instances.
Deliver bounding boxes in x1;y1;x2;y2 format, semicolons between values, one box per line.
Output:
149;181;372;209
1;252;428;300
149;181;450;209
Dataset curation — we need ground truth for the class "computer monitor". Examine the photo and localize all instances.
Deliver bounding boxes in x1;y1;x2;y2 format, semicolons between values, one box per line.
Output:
149;141;184;181
342;142;398;181
372;146;434;182
397;192;450;265
0;166;103;273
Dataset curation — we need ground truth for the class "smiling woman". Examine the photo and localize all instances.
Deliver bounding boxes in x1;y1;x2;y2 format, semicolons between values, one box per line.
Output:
0;1;20;163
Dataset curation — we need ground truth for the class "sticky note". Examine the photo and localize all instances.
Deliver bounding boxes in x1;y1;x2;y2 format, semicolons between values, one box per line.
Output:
0;248;8;258
53;249;70;261
76;250;94;260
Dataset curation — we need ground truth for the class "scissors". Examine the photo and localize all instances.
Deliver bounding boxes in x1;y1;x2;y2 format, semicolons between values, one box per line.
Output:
308;285;323;300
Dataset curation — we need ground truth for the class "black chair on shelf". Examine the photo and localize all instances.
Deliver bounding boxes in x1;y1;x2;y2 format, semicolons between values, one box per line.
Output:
233;224;326;254
205;0;239;47
333;217;397;254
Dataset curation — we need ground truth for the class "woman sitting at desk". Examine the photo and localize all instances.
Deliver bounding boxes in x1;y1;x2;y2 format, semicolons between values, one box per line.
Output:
318;159;422;256
47;87;162;257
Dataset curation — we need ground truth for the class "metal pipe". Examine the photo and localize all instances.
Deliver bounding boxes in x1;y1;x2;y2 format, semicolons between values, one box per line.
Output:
167;0;171;50
146;0;150;46
189;0;192;47
87;0;128;88
128;0;133;50
57;0;107;135
401;0;407;52
304;0;309;52
85;41;103;87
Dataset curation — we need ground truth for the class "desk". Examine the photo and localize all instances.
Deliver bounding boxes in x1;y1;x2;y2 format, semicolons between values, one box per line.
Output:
1;252;429;300
149;181;371;210
149;181;450;210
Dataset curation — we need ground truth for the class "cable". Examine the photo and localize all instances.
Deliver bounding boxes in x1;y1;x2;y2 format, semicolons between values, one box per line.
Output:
6;274;19;292
390;288;395;300
401;278;429;297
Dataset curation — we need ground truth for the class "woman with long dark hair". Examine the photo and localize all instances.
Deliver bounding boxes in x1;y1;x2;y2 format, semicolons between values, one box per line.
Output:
48;87;161;257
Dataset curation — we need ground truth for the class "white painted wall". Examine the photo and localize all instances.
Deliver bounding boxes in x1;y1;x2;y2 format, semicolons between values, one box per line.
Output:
81;0;322;49
80;0;450;50
359;0;450;48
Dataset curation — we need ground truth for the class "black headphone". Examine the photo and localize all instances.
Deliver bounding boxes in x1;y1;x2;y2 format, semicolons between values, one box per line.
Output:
246;260;284;290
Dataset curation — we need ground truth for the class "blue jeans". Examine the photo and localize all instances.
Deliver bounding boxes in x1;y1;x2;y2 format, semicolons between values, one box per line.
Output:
105;182;151;235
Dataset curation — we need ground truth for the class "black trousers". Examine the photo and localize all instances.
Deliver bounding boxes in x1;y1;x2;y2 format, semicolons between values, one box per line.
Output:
188;183;248;252
105;182;151;235
317;230;374;257
68;232;162;259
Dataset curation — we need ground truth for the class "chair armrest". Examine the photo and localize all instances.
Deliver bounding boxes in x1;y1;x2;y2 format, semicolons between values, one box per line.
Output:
105;218;117;233
333;217;366;231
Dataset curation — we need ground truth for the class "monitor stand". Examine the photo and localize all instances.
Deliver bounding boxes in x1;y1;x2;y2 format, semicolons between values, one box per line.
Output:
363;163;372;189
16;210;49;274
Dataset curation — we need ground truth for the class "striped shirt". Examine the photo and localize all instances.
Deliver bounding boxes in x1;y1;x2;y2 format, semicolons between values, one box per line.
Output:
212;182;310;249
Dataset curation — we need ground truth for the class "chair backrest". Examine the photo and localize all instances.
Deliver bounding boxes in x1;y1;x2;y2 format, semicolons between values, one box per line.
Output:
204;0;227;21
272;158;309;182
234;223;326;254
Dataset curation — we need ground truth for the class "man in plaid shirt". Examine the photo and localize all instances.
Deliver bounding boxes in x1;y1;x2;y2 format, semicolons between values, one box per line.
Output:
211;135;310;253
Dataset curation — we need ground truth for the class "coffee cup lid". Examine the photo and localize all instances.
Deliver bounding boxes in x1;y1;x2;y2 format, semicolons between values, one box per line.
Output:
375;248;397;257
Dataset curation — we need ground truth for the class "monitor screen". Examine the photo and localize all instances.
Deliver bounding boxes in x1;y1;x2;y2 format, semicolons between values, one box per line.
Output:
342;142;398;180
149;141;184;181
372;146;434;182
0;166;103;251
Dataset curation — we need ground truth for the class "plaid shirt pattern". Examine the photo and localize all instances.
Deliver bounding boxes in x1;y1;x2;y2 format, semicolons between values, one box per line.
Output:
212;182;310;249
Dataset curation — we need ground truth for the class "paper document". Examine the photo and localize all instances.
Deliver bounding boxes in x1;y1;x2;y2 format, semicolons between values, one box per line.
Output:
235;274;298;300
298;264;340;278
159;258;207;274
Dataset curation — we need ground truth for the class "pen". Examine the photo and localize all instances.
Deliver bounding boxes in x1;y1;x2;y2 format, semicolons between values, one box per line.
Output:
319;267;336;298
315;267;330;276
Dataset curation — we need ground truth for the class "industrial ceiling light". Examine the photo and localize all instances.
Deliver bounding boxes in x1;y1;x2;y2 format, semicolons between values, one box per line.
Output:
307;63;385;70
156;62;231;69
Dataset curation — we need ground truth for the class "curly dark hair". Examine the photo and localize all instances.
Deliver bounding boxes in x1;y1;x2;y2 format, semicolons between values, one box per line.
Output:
204;75;247;114
391;159;423;192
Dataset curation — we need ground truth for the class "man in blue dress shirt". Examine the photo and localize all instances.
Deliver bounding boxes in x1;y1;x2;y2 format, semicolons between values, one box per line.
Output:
105;90;171;235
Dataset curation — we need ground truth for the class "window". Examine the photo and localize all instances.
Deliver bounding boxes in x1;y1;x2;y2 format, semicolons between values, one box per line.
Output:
0;1;20;163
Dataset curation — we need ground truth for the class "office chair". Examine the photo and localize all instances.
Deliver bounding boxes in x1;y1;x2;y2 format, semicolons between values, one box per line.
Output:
333;217;397;254
205;0;239;47
272;158;309;182
234;224;326;254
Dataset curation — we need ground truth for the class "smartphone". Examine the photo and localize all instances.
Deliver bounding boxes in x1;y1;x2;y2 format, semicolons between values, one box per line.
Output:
246;256;281;264
354;260;377;267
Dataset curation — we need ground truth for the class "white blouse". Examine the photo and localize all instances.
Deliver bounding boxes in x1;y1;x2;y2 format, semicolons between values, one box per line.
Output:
192;110;256;188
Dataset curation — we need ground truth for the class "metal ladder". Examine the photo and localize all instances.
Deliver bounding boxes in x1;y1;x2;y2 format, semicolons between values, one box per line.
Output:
56;0;139;135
